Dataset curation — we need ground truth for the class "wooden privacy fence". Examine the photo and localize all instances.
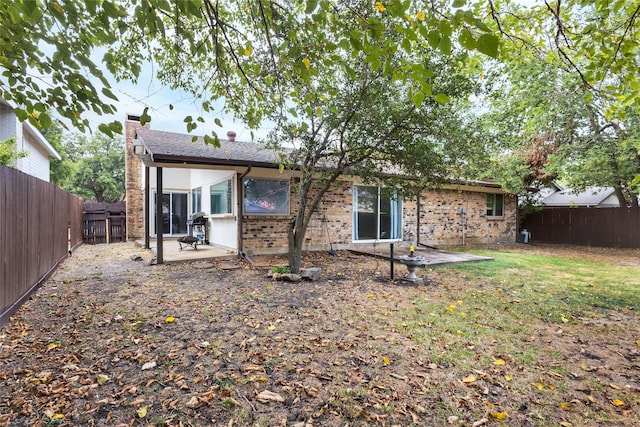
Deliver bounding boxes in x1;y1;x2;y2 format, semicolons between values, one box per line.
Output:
0;165;83;328
83;202;126;244
522;207;640;248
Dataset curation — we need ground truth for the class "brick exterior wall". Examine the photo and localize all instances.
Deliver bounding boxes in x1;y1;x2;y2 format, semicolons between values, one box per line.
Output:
124;117;148;240
241;180;517;255
406;188;517;247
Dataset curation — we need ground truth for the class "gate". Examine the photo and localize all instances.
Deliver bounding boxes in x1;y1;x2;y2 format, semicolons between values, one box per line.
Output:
83;202;126;244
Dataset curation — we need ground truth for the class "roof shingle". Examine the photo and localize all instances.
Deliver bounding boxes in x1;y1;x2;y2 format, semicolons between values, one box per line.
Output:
136;129;282;167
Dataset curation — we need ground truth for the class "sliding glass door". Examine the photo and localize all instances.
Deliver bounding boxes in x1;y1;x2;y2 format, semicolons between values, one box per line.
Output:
153;191;188;235
353;185;402;241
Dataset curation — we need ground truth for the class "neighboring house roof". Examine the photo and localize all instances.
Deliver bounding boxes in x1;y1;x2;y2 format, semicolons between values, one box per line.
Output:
135;129;282;168
0;99;61;160
541;187;619;207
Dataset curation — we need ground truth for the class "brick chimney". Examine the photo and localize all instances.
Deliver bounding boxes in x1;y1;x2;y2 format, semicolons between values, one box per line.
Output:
227;131;236;142
124;114;150;241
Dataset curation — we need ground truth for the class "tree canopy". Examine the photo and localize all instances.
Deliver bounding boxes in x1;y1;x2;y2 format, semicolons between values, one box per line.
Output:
50;132;125;203
1;0;503;139
475;1;640;206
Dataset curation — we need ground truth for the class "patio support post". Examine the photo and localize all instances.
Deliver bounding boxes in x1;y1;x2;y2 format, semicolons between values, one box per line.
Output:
237;166;251;256
144;166;150;249
156;167;163;264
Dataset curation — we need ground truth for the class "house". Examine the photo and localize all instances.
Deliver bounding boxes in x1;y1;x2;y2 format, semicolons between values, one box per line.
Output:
540;186;620;208
0;99;61;182
124;116;517;260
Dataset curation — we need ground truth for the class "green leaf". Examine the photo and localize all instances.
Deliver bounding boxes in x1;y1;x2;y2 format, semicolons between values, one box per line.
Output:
401;37;411;53
140;108;151;126
439;35;452;55
476;34;499;58
412;90;425;108
439;21;452;38
453;0;466;7
305;0;317;14
435;93;450;104
98;123;112;135
427;30;440;49
204;134;220;147
101;87;118;101
214;118;222;127
459;29;476;50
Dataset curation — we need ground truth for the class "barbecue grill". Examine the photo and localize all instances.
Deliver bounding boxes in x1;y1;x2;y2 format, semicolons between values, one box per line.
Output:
186;212;208;245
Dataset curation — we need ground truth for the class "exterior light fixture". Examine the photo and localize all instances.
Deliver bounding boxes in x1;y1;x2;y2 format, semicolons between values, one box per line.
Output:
133;139;145;155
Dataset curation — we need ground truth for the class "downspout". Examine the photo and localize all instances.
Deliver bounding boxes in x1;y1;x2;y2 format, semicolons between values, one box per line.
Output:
237;166;252;261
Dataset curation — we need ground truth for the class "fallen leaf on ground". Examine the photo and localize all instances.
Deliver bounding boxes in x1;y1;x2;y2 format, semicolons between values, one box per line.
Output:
462;374;476;383
489;411;508;420
256;390;285;403
186;396;202;409
141;361;157;370
136;406;147;418
611;399;625;407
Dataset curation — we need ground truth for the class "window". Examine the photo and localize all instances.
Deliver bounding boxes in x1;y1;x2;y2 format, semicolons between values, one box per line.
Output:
353;185;402;241
191;187;202;213
243;178;289;215
486;193;504;217
210;179;233;215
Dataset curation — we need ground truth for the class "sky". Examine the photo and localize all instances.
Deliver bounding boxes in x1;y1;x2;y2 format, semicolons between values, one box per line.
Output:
77;60;273;143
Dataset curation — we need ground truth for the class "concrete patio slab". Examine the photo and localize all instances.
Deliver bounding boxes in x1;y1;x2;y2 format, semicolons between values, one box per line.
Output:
350;244;493;267
137;238;237;263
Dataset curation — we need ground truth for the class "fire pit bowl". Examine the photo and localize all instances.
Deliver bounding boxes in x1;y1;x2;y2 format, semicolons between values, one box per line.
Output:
398;255;426;284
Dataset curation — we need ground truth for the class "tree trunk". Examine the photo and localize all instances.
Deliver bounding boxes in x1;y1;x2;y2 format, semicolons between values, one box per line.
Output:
613;187;628;207
287;217;304;274
286;170;340;273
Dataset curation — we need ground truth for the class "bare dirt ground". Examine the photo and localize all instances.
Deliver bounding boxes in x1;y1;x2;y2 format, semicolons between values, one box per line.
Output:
1;242;639;426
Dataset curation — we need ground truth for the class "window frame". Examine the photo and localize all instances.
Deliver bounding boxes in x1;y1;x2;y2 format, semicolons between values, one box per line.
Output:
353;185;403;242
486;193;504;217
191;187;202;214
242;177;290;216
209;178;234;216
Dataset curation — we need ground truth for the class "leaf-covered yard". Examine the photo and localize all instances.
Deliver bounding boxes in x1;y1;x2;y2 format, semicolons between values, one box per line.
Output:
1;243;639;426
